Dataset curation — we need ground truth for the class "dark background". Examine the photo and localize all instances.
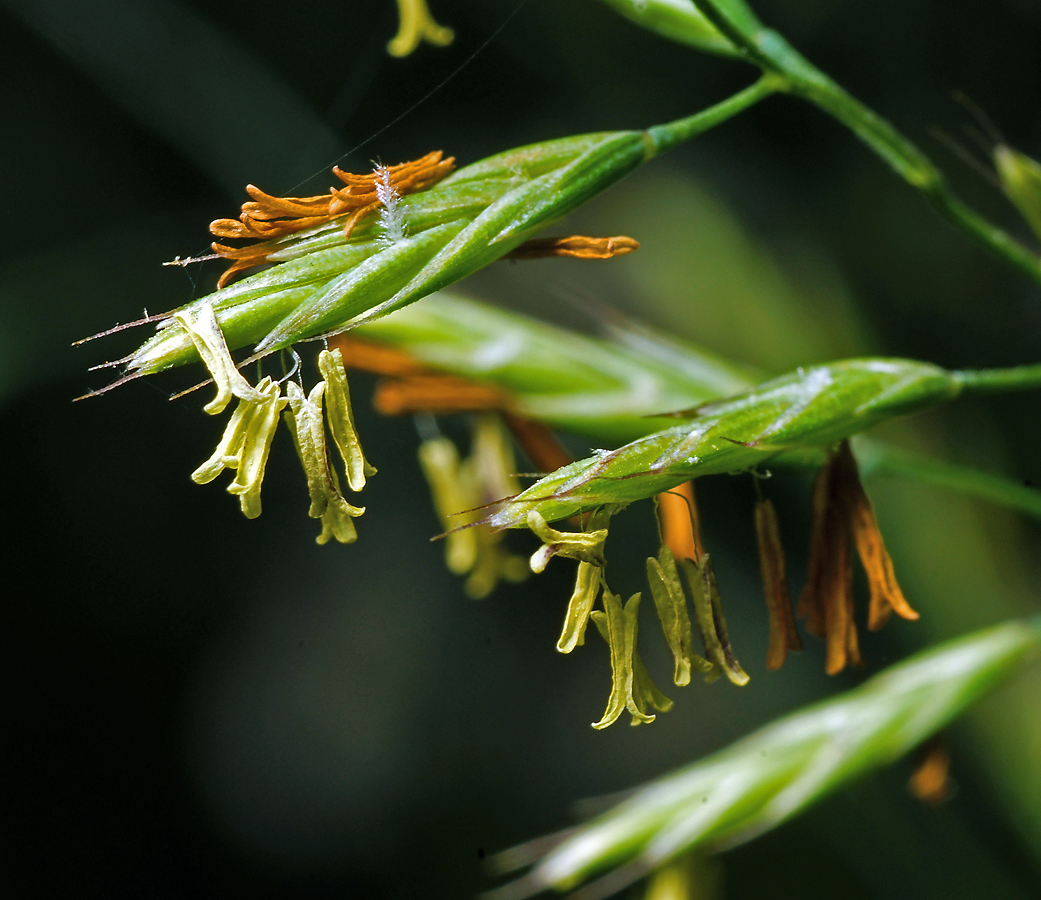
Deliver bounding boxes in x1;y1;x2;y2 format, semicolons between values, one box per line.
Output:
3;0;1041;897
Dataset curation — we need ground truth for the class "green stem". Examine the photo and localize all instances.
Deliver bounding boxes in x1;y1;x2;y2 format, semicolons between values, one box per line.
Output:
954;364;1041;395
647;73;782;155
688;0;1041;288
854;439;1041;521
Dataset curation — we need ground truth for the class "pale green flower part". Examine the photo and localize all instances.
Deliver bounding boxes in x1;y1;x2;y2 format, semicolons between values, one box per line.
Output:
316;495;362;545
285;380;332;515
591;591;673;729
284;380;365;544
526;510;610;574
190;378;270;485
461;416;529;598
464;525;530;600
682;555;747;686
556;561;603;654
224;379;288;519
417;422;530;597
387;0;454;58
172;302;263;415
470;414;521;502
419;436;479;575
318;348;376;492
642;854;719;900
646;545;712;686
995;144;1041;244
643;859;690;900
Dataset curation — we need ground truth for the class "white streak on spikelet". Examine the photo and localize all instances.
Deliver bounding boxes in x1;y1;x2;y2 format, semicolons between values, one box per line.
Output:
375;166;407;245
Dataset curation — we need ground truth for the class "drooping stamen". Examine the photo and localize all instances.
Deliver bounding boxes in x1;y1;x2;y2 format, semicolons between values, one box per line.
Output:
646;545;711;686
191;383;264;485
631;649;675;723
801;445;861;674
418;436;479;575
527;510;609;573
284;379;366;544
416;418;528;597
556;562;602;654
319;348;377;492
801;441;915;674
591;591;671;729
469;414;521;503
173;302;263;415
658;481;703;562
682;555;748;686
463;525;529;600
387;0;454;57
462;416;529;597
754;498;802;670
822;511;857;675
833;442;919;629
225;379;288;519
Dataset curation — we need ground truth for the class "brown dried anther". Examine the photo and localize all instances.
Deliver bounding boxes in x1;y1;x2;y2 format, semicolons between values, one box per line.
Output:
209;187;335;241
209;151;455;286
799;440;918;675
500;413;574;475
908;736;951;805
373;374;510;416
754;498;802;670
328;150;455;238
506;235;640;261
329;335;429;377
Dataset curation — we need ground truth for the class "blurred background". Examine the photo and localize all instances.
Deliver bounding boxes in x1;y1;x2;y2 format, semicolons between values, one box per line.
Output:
3;0;1041;896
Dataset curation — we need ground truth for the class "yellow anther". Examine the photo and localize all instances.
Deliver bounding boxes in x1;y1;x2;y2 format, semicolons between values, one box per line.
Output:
284;380;365;544
591;591;672;729
682;554;749;686
646;545;712;686
318;348;376;492
556;562;602;654
190;379;267;484
173;302;262;415
225;379;288;518
527;510;609;573
388;0;454;58
419;436;479;575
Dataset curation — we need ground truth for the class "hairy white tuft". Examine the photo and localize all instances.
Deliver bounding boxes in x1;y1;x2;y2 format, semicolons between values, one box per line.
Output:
375;166;407;245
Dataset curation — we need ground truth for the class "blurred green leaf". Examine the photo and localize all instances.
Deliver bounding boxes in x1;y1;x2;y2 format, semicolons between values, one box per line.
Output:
497;618;1041;895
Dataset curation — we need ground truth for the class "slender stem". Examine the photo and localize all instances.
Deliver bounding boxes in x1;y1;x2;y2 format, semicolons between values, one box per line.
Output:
854;439;1041;522
953;364;1041;395
688;0;1041;288
646;73;782;155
